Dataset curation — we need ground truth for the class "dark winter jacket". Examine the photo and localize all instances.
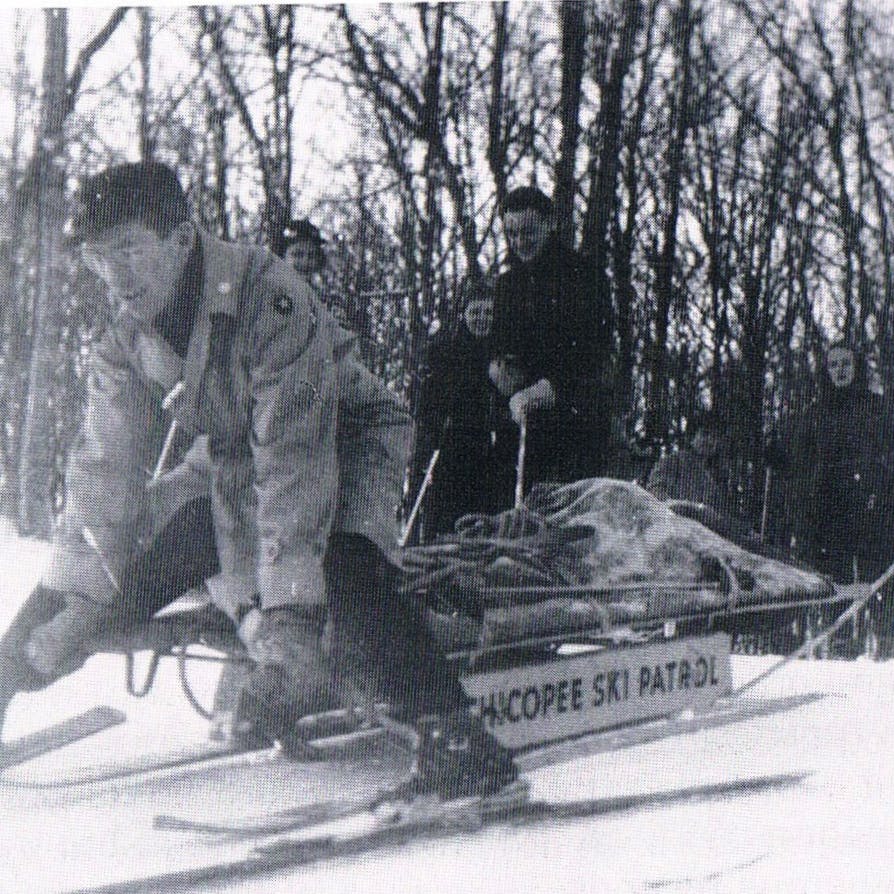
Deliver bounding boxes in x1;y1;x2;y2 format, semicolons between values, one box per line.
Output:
774;374;894;582
490;235;613;486
411;324;513;537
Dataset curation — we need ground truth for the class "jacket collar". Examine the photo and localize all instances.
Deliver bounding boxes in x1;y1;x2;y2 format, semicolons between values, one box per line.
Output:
183;227;255;387
152;239;203;358
508;232;562;271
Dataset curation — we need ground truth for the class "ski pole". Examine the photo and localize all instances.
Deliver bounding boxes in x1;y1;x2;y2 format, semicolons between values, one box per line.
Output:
81;526;122;595
759;466;772;545
399;417;452;547
398;447;442;548
151;420;179;482
514;417;527;509
151;382;186;482
734;555;894;695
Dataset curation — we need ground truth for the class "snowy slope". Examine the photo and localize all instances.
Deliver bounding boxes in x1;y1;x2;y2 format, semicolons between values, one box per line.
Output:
1;524;893;894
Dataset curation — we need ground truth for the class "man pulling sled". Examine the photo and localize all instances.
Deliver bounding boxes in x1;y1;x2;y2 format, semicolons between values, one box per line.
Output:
0;161;517;801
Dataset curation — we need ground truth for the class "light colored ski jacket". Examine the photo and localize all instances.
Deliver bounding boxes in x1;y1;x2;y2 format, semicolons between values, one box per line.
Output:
42;228;412;612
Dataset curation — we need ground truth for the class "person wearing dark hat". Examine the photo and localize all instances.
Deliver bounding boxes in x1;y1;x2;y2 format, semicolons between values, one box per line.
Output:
0;161;518;799
280;218;326;281
489;186;614;492
772;342;894;582
768;341;894;656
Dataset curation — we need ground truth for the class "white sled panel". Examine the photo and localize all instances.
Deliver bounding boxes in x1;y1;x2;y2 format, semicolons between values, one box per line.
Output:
462;633;732;750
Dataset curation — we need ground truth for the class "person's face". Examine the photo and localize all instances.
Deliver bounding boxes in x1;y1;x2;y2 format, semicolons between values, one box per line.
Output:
463;298;493;338
826;346;855;388
502;208;553;263
81;219;191;321
284;239;322;277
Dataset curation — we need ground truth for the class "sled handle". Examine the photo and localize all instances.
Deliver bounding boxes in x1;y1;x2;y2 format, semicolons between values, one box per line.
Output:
514;418;527;509
734;556;894;695
125;651;161;698
176;640;216;721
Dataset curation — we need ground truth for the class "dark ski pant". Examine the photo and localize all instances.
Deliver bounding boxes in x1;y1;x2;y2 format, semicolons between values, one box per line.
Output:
0;500;465;734
0;498;219;734
324;533;466;720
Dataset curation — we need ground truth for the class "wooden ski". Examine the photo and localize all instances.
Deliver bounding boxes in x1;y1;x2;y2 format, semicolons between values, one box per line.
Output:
152;690;823;839
0;706;126;772
73;772;809;894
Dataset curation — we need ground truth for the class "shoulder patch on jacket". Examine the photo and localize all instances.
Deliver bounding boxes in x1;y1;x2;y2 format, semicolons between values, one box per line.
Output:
272;291;293;316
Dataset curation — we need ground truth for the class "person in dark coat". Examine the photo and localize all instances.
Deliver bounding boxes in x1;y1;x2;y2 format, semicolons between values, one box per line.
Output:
409;280;513;539
488;187;613;491
647;408;761;551
784;343;894;582
771;342;894;656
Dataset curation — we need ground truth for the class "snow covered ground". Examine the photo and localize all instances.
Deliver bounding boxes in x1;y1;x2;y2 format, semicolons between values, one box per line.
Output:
1;523;893;894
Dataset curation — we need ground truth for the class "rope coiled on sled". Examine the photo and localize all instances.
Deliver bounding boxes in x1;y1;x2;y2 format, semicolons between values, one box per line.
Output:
398;506;724;636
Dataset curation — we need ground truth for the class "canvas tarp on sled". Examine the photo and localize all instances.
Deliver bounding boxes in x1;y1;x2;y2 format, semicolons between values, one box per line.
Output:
400;478;833;651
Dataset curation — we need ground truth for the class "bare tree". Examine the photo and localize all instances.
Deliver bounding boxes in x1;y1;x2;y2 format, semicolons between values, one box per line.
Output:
610;0;657;434
138;8;154;160
486;2;510;209
13;8;128;533
0;14;33;520
554;0;586;247
17;10;70;534
195;5;301;251
644;0;696;443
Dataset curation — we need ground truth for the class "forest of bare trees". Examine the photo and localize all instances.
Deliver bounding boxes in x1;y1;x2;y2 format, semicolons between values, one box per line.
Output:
1;1;893;538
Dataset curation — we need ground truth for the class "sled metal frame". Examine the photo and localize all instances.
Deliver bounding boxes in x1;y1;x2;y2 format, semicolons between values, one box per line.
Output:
82;571;882;723
89;614;250;721
442;581;870;667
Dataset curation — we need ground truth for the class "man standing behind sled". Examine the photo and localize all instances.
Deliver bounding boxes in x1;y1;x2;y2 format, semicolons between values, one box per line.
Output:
489;187;614;494
0;161;517;799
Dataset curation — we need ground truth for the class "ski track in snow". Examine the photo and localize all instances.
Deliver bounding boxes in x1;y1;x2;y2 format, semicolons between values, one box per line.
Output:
1;526;893;894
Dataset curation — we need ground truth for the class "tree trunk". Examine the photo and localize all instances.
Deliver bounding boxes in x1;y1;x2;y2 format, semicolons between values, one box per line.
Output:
554;1;586;248
209;94;230;239
611;0;656;434
138;8;154;160
18;9;68;535
645;0;694;444
1;10;125;526
0;16;29;522
418;4;445;330
486;3;509;209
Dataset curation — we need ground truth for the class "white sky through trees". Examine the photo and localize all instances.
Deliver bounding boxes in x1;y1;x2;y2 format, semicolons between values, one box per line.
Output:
0;5;361;225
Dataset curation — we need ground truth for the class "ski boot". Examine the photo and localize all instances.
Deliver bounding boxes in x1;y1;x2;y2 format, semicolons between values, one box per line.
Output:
0;587;67;737
230;605;337;755
389;709;522;802
23;593;113;677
